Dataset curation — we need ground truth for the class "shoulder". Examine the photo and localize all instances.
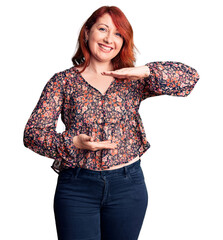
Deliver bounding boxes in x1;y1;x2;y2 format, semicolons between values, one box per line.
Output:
54;65;78;79
50;65;79;85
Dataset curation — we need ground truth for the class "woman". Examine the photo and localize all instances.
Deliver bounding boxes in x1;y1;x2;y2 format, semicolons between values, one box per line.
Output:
23;5;200;240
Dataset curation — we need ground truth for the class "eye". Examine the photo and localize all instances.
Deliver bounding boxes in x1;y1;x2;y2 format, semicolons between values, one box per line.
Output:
99;27;107;32
115;32;122;37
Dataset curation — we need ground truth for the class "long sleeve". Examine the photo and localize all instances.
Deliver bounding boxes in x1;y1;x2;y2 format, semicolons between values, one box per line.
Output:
23;72;77;170
140;61;200;100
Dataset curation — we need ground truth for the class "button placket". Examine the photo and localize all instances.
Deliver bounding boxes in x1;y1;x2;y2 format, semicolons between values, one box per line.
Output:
101;95;106;163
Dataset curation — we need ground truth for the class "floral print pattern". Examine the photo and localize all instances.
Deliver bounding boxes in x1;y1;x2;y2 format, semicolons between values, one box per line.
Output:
23;61;200;173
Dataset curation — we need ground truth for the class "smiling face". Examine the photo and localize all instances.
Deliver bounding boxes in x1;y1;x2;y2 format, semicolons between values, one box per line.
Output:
85;13;124;64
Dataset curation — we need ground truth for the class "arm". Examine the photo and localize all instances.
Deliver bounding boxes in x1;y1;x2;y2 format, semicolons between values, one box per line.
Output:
23;72;77;169
141;61;200;100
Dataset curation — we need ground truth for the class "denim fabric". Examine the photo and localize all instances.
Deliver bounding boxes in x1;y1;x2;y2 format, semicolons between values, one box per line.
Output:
53;159;148;240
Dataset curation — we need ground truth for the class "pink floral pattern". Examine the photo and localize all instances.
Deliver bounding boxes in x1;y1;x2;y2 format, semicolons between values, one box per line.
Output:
23;61;200;173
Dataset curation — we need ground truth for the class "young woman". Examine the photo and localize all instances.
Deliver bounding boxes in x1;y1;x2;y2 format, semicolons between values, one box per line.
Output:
23;5;200;240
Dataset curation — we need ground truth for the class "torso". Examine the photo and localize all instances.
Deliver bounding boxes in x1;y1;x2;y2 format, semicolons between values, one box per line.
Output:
75;65;140;171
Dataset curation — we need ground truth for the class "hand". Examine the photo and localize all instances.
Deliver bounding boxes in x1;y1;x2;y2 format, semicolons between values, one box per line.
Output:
73;134;117;151
101;65;150;81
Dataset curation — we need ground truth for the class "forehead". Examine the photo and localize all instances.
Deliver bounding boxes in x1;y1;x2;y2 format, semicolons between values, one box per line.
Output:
94;13;117;29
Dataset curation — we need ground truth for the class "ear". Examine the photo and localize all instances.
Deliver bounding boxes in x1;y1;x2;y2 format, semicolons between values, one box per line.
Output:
84;27;89;41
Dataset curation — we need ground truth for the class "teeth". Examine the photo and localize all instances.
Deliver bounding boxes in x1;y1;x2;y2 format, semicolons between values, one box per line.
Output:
99;44;112;51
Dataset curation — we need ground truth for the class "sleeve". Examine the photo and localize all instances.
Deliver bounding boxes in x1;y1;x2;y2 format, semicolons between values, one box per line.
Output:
140;61;200;101
23;72;78;172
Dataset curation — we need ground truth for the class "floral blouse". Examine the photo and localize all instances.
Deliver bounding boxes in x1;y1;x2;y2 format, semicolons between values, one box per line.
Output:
23;61;200;173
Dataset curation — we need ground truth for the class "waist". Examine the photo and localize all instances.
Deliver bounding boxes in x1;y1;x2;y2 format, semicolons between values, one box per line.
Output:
93;155;140;171
61;158;142;177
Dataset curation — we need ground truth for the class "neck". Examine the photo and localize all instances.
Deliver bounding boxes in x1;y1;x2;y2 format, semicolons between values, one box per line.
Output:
87;58;114;74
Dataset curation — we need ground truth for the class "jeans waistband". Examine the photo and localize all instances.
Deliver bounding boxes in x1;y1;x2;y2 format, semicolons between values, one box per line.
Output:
63;159;141;178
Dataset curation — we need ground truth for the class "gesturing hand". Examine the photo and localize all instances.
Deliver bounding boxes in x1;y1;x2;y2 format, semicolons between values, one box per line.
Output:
73;134;117;151
101;65;150;81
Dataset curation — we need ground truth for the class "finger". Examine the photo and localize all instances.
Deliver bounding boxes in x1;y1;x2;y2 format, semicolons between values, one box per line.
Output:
90;141;117;150
101;71;116;77
100;144;117;150
102;73;129;80
82;135;91;141
96;141;116;146
100;142;117;149
100;140;113;143
102;71;127;77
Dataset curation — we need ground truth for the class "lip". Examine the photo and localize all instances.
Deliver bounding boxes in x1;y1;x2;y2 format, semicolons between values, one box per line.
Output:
98;43;113;50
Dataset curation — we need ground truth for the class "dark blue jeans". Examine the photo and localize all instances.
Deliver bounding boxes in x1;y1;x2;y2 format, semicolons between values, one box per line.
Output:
53;159;148;240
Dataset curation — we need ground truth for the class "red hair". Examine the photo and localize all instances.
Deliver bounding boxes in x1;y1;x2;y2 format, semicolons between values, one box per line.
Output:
71;6;138;73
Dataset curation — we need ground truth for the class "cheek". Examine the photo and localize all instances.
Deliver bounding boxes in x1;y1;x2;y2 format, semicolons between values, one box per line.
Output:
88;40;98;53
118;38;124;49
88;34;98;48
116;41;123;53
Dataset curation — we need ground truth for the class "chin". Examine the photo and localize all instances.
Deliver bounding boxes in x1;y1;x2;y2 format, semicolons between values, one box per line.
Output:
95;56;114;62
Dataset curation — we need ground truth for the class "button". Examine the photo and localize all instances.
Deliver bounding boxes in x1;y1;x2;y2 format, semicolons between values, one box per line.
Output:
97;119;104;124
101;171;106;177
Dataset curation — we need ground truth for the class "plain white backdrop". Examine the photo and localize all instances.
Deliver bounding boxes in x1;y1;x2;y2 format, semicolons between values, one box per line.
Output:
1;0;222;239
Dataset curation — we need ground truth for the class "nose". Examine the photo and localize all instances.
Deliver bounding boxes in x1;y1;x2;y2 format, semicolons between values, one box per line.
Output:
104;32;113;44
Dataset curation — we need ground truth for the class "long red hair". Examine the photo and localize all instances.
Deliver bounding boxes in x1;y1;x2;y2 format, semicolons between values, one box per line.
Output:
71;6;138;73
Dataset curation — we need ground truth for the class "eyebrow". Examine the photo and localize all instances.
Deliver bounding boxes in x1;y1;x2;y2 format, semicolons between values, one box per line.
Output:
98;23;109;28
97;23;118;31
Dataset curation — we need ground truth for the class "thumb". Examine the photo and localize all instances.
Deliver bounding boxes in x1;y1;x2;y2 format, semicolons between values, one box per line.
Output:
84;135;93;142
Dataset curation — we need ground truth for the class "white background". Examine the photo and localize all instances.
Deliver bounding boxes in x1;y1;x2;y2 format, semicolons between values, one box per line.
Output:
1;0;222;239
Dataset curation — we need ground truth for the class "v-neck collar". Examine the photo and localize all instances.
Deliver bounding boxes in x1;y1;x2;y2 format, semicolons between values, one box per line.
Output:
73;66;117;97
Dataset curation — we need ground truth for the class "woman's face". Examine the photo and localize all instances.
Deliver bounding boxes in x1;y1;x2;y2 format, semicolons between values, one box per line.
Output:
85;13;124;64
